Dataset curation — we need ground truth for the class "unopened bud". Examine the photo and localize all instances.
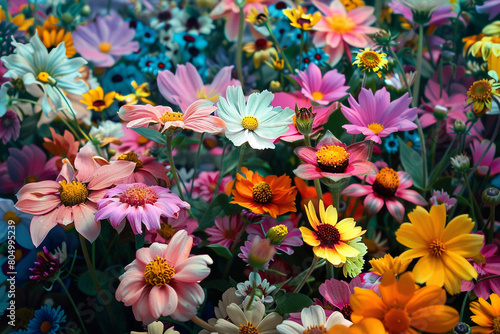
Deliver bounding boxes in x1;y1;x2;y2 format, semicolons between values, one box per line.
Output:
454;322;471;334
482;187;500;206
450;154;470;172
454;119;466;134
294;104;316;136
81;5;91;16
269;80;281;92
266;224;288;245
433;105;448;121
248;236;276;269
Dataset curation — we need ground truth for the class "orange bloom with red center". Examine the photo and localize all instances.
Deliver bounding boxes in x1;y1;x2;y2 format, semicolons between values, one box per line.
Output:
230;167;297;218
350;271;459;334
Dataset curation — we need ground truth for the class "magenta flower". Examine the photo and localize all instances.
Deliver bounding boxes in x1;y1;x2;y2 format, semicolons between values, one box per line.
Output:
114;152;169;186
429;189;457;211
290;63;349;105
145;208;200;245
470;139;500;177
245;217;303;255
477;0;500;19
73;14;139;67
293;130;376;182
111;125;154;155
115;231;212;324
319;276;363;321
95;183;190;235
188;171;232;202
341;87;417;144
206;215;245;249
158;62;240;111
29;246;60;282
0;109;20;144
342;166;427;222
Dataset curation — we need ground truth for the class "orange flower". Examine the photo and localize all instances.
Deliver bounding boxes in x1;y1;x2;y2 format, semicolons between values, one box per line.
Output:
350;271;459;334
230;167;297;218
329;318;385;334
470;293;500;334
369;254;411;276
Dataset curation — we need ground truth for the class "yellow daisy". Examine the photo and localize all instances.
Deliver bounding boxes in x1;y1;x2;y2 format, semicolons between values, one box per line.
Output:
116;81;155;106
283;6;322;31
467;78;500;117
37;15;76;58
470;293;500;334
353;48;388;78
80;87;116;112
246;6;268;27
242;39;278;68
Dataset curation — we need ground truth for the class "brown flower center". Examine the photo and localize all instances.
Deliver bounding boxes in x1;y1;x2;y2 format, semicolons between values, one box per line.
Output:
239;321;259;334
255;38;268;51
93;100;106;107
252;182;273;204
156;223;176;241
341;304;353;321
429;239;446;257
372;167;400;197
493;316;500;333
359;51;382;69
316;224;341;247
144;256;175;286
59;180;88;206
40;320;52;334
384;307;410;333
119;184;158;207
316;145;350;173
117;151;143;169
303;325;327;334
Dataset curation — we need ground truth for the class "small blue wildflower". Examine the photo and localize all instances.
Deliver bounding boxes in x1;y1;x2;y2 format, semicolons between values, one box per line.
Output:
26;305;66;334
384;134;400;154
135;22;157;44
102;64;145;95
268;1;290;18
404;130;421;152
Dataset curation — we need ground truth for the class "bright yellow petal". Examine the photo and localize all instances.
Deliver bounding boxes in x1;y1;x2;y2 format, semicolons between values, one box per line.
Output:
300;227;320;247
305;200;320;229
442;214;474;242
396;223;429;249
445;233;484;257
324;204;338;226
442;252;478;281
399;248;428;261
429;204;447;239
412;255;445;287
325;247;344;265
407;207;438;242
334;242;360;258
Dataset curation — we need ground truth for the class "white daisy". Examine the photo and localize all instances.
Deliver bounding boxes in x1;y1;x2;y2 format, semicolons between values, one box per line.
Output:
217;86;294;150
214;302;282;334
236;272;276;304
276;305;351;334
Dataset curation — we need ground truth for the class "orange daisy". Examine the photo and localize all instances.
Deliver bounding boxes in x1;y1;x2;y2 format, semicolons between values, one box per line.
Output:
230;167;297;218
300;200;365;266
329;318;385;334
350;271;459;334
470;293;500;334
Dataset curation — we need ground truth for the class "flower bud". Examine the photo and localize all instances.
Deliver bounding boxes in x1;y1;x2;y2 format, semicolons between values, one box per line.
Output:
248;236;276;269
81;5;91;16
433;105;448;121
269;80;281;92
454;322;471;334
454;119;466;134
294;105;316;136
482;187;500;206
266;224;288;245
450;154;470;172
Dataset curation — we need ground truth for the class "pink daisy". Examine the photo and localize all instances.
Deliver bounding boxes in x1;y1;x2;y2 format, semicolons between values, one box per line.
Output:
319;276;364;321
95;183;190;235
245;217;303;255
429;189;457;211
115;230;212;324
470;139;500;177
188;171;232;202
0;109;20;144
290;63;349;105
114;152;169;186
157;62;240;111
73;14;139;67
293;130;376;182
145;208;200;245
118;100;226;135
206;215;245;249
312;0;379;65
111;125;154;155
341;87;418;144
341;166;427;223
15;154;136;247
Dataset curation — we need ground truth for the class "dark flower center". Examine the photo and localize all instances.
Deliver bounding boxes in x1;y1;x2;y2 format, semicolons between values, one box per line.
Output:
316;224;340;247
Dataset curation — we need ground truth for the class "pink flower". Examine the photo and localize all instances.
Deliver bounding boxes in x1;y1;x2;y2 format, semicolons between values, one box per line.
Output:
429;189;457;211
245;217;303;255
145;208;199;245
96;183;190;235
341;166;427;222
319;276;364;321
158;63;240;111
73;14;139;67
118;100;226;135
115;230;212;324
114;152;169;186
111;125;154;155
206;215;245;249
188;171;232;202
290;63;349;105
389;2;455;27
15;152;136;246
0;109;20;144
341;87;417;144
293;130;376;182
477;0;500;19
312;0;379;65
470;139;500;177
271;92;335;142
238;236;276;270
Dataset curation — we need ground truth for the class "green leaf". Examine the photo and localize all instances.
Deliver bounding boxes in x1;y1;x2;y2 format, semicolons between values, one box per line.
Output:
19;111;42;140
197;193;230;231
131;127;166;145
398;138;425;189
207;244;233;260
77;270;110;296
275;293;313;314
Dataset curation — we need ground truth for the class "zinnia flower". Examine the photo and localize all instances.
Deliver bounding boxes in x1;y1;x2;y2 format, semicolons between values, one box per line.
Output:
230;167;297;219
470;293;500;333
277;305;351;334
395;204;484;294
214;301;283;333
300;200;365;266
115;231;212;324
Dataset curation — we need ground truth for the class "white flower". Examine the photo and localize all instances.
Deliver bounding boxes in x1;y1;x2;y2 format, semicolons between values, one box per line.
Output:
200;288;244;334
276;305;352;334
217;86;294;150
450;154;470;171
214;302;282;334
235;272;276;304
131;321;180;334
169;9;215;35
90;120;124;141
51;242;68;264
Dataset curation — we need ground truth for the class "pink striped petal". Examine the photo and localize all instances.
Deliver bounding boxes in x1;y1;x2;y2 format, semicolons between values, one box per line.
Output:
363;193;384;216
386;198;405;223
341;184;373;197
396;189;427;206
293;164;323;180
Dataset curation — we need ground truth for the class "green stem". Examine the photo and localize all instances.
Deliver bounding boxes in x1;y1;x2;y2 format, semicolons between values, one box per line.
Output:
387;47;412;98
361;72;367;88
56;278;89;334
459;289;471;322
246;270;258;310
55;85;92;143
304;134;323;200
265;22;294;74
189;133;205;198
464;177;477;227
166;135;186;201
430;120;441;169
293;255;319;293
230;144;246;196
236;4;245;91
213;142;229;196
298;31;305;68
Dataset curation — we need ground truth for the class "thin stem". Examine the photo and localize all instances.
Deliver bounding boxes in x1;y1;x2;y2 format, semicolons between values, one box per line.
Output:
430;120;441;169
294;255;319;293
230;144;246;196
56;278;89;334
213;142;229;196
55;86;91;143
166;135;186;202
236;4;245;91
246;271;257;310
191;316;216;332
361;72;367;88
265;22;294;74
189;133;205;198
459;289;471;322
298;31;305;68
304;134;323;200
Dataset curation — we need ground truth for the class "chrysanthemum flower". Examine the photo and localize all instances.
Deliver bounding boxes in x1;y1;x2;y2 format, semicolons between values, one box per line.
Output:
115;231;212;324
230;167;297;218
291;63;349;105
206;215;245;249
352;48;388;78
246;217;303;255
283;6;322;31
80;87;116;112
395;204;484;294
214;302;283;333
293;130;376;183
301;200;365;266
349;271;459;334
277;305;351;334
341;87;417;144
200;288;244;334
342;167;427;223
470;293;500;333
369;254;411;276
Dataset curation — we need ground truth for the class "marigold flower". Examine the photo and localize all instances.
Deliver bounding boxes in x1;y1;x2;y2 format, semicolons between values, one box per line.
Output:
283;6;322;31
329;318;385;334
470;293;500;333
352;48;388;78
80;87;116;112
369;254;411;276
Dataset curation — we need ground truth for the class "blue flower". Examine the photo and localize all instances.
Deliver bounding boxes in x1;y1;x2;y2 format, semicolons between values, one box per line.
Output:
124;43;148;62
101;64;145;95
404;130;421;152
0;32;88;116
0;198;34;249
268;1;289;18
173;32;208;52
384;134;400;154
26;305;66;334
135;22;157;44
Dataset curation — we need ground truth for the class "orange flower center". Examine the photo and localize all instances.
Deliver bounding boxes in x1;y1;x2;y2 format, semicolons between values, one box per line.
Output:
493;316;500;333
429;239;446;257
98;42;112;53
312;91;324;101
325;14;356;34
156;223;176;241
316;145;350;173
316;224;341;246
239;321;259;334
468;79;492;101
241;116;259;131
59;180;88;206
40;320;52;334
160;111;183;123
117;151;143;169
144;256;175;286
372;167;400;197
252;182;273;204
367;122;384;134
119;184;158;207
303;325;327;334
4;211;21;225
384;307;410;333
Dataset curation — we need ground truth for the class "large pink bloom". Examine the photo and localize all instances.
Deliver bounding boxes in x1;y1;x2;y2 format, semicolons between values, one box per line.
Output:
245;217;303;255
73;14;139;67
470;139;500;177
206;215;245;249
187;171;232;202
290;63;349;105
312;0;379;65
341;167;427;223
341;87;417;144
157;63;240;111
118;100;226;135
293;130;376;182
15;151;136;246
115;230;212;324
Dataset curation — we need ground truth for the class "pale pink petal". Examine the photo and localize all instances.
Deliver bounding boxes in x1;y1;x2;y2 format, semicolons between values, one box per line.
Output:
73;204;100;243
87;160;136;190
30;209;59;247
293;164;323;180
386;198;405;223
165;230;193;267
174;255;213;283
294;147;319;165
396;189;427;206
149;285;178;319
341;184;373;197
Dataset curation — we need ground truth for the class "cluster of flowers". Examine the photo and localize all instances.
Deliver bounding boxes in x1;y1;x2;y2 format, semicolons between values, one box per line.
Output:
1;0;500;333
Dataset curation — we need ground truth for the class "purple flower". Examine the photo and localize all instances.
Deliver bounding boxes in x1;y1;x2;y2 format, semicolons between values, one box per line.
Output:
29;246;60;281
429;189;457;211
0;109;20;144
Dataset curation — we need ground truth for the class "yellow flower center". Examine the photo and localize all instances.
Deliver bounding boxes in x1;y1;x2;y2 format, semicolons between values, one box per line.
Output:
98;42;112;53
372;167;400;197
252;181;273;204
316;224;341;247
137;135;149;145
119;184;158;207
160;111;184;123
241;116;259;131
117;151;143;169
468;79;492;101
40;320;52;334
4;211;21;225
267;224;289;245
359;50;382;69
196;86;220;102
367;123;384;134
239;321;259;334
303;325;327;334
144;256;175;286
384;307;410;333
312;91;324;101
156;223;176;241
59;180;88;206
325;14;356;34
429;239;446;257
493;316;500;333
37;72;50;83
315;145;350;173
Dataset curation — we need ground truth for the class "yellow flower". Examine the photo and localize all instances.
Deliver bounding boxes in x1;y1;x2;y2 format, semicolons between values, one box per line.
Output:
463;33;485;56
395;204;484;295
36;15;76;58
369;254;411;276
80;87;116;112
470;293;500;334
469;36;500;61
467;78;500;117
300;200;365;266
340;0;366;11
0;7;34;31
116;81;155;106
242;38;278;68
353;48;388;78
246;6;268;26
283;6;322;31
264;54;284;71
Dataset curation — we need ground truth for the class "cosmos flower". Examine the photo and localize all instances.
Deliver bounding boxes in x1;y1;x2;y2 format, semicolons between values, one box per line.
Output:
319;276;364;322
206;215;245;249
